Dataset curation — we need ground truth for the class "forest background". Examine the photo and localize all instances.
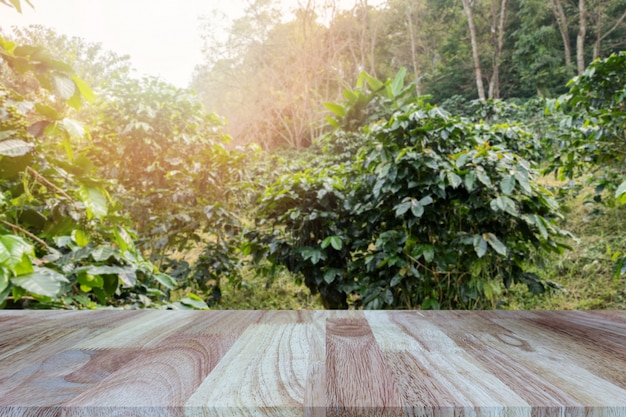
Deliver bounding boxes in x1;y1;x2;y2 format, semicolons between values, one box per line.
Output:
0;0;625;310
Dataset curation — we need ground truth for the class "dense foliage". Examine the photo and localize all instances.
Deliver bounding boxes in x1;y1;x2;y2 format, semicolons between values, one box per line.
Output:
1;1;624;310
0;33;177;308
252;73;572;309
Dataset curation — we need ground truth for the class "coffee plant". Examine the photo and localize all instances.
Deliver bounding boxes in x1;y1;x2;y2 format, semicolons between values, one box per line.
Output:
254;72;572;309
0;31;187;309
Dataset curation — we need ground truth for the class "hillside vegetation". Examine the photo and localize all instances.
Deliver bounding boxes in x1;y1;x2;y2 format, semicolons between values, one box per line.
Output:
1;0;625;310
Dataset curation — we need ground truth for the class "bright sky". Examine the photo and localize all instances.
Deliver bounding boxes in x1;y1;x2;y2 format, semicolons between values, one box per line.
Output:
0;0;278;87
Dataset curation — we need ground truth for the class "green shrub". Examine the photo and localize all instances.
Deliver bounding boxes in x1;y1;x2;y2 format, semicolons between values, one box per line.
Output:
254;101;572;309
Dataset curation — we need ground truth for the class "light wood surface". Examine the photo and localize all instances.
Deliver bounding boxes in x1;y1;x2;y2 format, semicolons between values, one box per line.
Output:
0;310;624;416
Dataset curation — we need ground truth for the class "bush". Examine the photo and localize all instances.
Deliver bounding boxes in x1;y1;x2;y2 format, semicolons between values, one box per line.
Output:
254;101;572;309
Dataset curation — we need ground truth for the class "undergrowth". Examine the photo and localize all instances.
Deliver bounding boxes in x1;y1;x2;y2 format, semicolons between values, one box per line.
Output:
502;188;626;310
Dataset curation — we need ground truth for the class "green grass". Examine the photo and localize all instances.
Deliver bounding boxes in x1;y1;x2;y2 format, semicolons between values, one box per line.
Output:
502;190;626;310
216;267;323;309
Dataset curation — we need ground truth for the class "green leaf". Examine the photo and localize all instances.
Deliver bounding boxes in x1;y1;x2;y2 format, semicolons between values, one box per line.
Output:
35;103;62;120
383;289;394;305
422;297;440;310
323;268;338;284
395;201;411;217
114;227;136;252
71;75;96;103
500;175;516;195
390;274;403;287
473;235;487;258
447;172;462;189
11;267;68;298
490;196;519;216
464;170;477;191
81;265;126;276
483;233;508;256
0;268;9;293
180;294;209;309
419;196;434;206
91;245;117;262
533;214;549;240
325;116;339;128
61;118;85;141
455;152;470;168
66;89;83;110
323;102;346;118
421;245;435;263
361;71;384;91
78;185;108;219
7;0;34;13
300;247;325;265
71;229;89;248
410;199;424;218
118;268;136;287
154;272;176;289
615;180;626;204
476;167;492;187
52;75;76;100
390;67;406;97
514;170;532;194
77;273;104;289
330;236;342;250
0;235;34;276
9;0;22;13
343;89;357;101
0;139;33;157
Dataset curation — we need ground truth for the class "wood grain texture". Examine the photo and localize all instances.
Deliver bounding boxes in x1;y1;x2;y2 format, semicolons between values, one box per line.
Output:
0;311;624;417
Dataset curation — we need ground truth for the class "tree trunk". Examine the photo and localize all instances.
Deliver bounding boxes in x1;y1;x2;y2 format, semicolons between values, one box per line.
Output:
461;0;486;100
548;0;572;68
488;0;508;99
406;2;422;95
596;8;626;59
576;0;587;74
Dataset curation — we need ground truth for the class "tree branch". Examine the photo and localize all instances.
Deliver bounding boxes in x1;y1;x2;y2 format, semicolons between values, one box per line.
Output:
600;9;626;41
0;219;51;250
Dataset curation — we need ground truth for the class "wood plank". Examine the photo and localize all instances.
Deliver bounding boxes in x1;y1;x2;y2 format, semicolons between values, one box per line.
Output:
0;310;624;417
325;317;403;417
185;322;316;417
488;314;626;413
75;311;197;349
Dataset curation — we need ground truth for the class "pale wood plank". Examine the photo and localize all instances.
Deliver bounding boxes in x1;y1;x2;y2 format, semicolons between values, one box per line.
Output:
60;334;230;417
185;323;315;417
177;310;260;336
76;311;197;349
325;317;403;417
389;312;532;416
432;311;593;415
490;315;626;412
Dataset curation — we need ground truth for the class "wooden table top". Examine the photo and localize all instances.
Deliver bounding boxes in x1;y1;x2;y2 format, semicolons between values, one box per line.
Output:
0;310;624;417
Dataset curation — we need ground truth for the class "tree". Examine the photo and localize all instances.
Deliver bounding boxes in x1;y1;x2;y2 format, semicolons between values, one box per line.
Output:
511;0;572;96
5;25;132;89
576;0;587;74
488;0;509;98
589;0;626;59
547;0;625;75
548;0;573;68
460;0;486;99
